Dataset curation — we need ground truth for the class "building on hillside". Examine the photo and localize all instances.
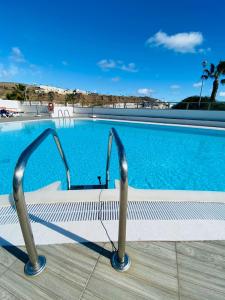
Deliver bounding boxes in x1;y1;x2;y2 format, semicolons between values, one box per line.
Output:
38;85;88;95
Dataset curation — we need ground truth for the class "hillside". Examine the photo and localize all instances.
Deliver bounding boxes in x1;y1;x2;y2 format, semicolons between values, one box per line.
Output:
0;82;165;107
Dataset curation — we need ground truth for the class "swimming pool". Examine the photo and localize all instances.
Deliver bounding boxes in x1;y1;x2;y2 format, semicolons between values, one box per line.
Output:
1;118;225;194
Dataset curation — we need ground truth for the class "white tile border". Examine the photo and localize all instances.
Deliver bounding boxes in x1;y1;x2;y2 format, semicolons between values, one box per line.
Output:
2;219;225;245
1;186;225;207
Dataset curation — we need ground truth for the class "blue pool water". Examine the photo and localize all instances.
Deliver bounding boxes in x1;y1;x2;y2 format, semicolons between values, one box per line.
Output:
1;119;225;194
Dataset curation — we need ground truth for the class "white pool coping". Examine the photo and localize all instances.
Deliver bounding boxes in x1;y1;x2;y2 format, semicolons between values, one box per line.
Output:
2;182;225;245
2;220;225;246
1;116;225;131
92;117;225;131
1;181;225;207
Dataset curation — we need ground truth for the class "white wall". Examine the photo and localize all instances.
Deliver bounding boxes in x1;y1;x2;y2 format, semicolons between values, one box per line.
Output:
73;107;225;127
93;108;225;121
0;99;21;111
0;99;48;114
22;104;48;114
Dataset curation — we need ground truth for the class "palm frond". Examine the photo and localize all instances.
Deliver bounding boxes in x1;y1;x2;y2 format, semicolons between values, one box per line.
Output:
221;79;225;85
201;75;208;80
210;64;215;73
217;61;225;74
204;69;210;76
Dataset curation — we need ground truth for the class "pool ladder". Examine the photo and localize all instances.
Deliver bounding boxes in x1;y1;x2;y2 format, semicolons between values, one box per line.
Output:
58;109;71;118
13;127;130;276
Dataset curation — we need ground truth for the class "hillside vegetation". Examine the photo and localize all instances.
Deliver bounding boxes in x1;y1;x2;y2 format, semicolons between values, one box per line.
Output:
172;96;225;110
0;82;162;106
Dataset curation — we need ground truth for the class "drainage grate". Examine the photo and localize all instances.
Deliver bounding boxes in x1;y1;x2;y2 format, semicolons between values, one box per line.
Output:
1;201;225;225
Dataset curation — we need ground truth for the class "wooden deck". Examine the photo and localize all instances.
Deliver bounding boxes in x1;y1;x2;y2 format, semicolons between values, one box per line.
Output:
1;240;225;299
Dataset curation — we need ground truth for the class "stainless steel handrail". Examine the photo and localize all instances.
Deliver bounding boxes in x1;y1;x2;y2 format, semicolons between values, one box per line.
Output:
105;128;131;272
58;109;64;118
13;128;71;276
64;109;71;118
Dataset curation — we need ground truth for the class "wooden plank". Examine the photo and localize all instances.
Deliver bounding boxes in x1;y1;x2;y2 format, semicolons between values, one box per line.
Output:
208;240;225;247
177;252;225;281
0;285;19;300
85;275;149;300
184;241;225;258
176;242;225;269
112;243;177;277
6;243;107;300
128;241;176;265
38;243;100;288
0;247;17;268
1;241;225;299
177;241;225;300
9;255;87;300
81;289;104;300
179;280;225;300
0;263;8;277
0;269;56;300
85;244;179;300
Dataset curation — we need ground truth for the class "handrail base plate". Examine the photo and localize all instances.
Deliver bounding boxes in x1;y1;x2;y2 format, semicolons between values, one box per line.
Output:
24;255;46;276
111;252;131;272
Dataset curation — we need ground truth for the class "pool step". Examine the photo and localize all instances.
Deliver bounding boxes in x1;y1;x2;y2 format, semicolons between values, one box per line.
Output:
2;185;225;207
70;184;107;190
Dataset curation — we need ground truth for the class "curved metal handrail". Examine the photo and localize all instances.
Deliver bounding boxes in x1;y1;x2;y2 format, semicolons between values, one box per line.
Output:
13;128;71;276
64;109;71;118
105;128;131;272
58;109;64;118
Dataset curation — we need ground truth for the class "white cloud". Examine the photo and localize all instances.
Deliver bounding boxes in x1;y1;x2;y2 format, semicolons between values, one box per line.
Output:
97;59;116;70
198;47;211;54
97;59;138;72
137;88;154;96
170;84;180;89
146;31;203;53
219;92;225;97
10;47;26;63
193;82;202;88
112;76;120;82
0;47;42;79
0;64;19;78
120;62;138;72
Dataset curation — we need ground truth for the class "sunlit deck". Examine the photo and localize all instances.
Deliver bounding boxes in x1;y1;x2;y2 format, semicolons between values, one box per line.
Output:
1;241;225;299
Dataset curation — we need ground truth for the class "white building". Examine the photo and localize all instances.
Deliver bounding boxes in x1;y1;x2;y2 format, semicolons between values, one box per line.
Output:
38;85;88;95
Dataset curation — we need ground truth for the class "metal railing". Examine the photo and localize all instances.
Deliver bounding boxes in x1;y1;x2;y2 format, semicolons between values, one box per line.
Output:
16;100;225;113
105;128;131;272
64;109;71;118
98;101;223;110
57;109;71;118
58;109;64;118
68;101;225;111
13;128;71;276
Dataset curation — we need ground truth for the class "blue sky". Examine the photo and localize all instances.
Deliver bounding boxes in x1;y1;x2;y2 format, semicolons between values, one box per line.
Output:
0;0;225;101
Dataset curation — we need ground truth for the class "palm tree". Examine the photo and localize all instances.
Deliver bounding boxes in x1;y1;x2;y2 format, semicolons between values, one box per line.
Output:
48;91;54;102
36;90;45;104
65;93;74;105
202;61;225;102
65;90;78;106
